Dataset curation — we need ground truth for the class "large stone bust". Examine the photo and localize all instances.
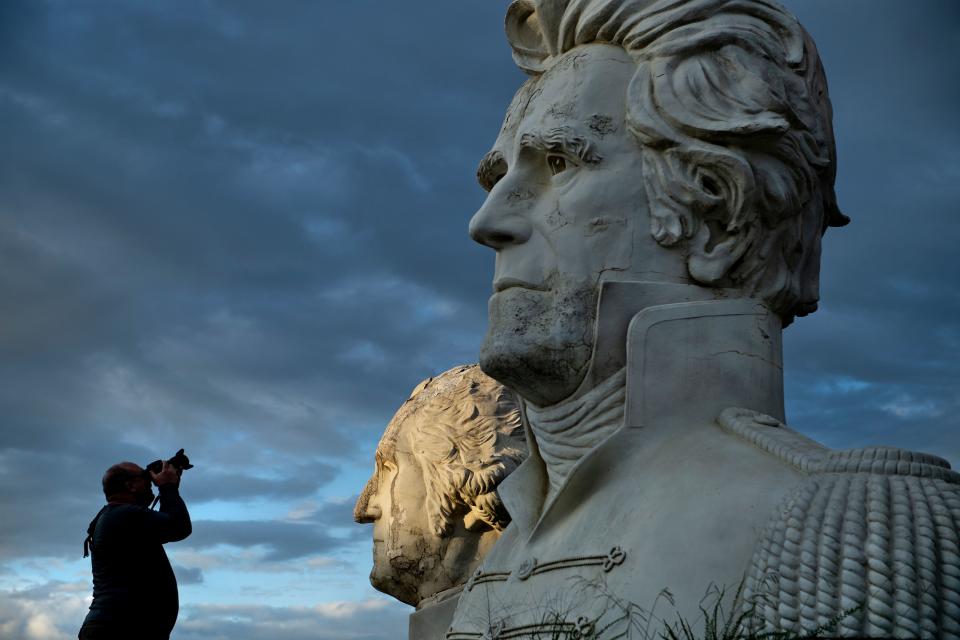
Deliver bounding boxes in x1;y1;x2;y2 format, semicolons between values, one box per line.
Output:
444;0;960;638
354;365;527;635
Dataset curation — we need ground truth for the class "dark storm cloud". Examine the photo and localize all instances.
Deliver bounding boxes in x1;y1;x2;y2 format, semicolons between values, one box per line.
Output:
0;0;515;573
290;495;360;529
173;563;204;585
0;0;514;463
775;0;960;463
1;0;958;634
0;445;339;561
185;464;338;504
184;519;360;562
180;496;362;562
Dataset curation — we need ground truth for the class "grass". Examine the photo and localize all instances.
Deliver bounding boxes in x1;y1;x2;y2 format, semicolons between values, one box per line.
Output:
657;578;860;640
472;575;860;640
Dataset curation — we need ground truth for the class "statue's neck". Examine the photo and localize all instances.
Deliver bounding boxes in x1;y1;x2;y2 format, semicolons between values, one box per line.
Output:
578;280;731;392
525;368;626;503
533;281;785;436
502;285;784;535
620;291;785;431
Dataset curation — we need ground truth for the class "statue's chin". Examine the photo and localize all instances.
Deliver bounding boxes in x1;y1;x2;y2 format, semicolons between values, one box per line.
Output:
480;288;594;407
370;565;419;607
479;342;581;407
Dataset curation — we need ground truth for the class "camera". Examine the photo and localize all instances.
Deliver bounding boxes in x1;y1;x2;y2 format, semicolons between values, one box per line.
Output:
145;449;194;477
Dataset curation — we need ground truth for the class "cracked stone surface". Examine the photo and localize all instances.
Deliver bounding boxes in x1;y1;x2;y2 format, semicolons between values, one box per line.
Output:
354;364;527;608
442;1;960;638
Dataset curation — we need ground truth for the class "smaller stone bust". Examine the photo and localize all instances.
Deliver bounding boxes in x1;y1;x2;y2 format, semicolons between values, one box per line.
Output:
354;364;526;611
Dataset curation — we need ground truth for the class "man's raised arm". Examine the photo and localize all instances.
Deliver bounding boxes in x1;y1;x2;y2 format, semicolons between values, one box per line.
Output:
145;461;192;543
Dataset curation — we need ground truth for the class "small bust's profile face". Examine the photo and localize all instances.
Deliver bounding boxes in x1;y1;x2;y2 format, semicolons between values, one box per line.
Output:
470;45;688;406
359;428;439;605
354;365;525;607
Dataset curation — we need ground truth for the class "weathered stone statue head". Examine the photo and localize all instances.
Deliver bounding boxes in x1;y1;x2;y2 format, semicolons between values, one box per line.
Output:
470;0;848;406
354;365;526;607
441;2;960;639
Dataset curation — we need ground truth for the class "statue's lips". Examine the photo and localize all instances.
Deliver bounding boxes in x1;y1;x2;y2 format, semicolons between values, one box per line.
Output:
493;277;547;293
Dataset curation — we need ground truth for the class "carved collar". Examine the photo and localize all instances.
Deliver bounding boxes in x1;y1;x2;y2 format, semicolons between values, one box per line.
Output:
525;368;626;503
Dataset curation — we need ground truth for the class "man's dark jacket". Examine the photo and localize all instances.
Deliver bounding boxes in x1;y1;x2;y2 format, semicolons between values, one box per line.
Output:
80;484;191;639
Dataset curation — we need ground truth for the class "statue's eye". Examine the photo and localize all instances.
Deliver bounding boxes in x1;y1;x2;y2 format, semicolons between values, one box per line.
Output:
379;459;397;475
547;155;567;176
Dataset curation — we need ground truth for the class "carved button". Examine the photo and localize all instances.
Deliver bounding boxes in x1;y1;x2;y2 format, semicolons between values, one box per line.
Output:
515;557;537;580
573;616;595;638
603;546;627;572
485;620;505;639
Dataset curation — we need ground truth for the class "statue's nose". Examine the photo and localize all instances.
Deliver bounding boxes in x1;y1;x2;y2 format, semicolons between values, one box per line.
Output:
469;196;533;250
353;478;382;524
356;503;381;524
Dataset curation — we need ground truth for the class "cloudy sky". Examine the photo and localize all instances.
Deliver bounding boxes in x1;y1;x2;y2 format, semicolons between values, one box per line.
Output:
1;1;957;639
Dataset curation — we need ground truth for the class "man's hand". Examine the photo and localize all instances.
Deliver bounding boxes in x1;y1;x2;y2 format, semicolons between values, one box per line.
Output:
150;461;180;488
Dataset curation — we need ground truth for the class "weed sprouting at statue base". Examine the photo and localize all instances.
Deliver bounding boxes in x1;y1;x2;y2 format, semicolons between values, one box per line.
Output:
435;1;960;638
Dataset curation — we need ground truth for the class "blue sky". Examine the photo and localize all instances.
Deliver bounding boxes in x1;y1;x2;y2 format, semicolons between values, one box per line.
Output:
0;1;958;639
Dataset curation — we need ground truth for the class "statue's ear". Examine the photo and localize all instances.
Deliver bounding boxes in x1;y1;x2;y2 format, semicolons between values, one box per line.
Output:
686;216;756;285
646;146;758;286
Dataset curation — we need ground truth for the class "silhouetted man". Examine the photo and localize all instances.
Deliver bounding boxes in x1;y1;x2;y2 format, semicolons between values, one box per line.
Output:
79;460;191;640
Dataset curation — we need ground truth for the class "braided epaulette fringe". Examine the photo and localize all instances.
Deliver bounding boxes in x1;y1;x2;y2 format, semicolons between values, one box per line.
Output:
719;408;960;638
718;408;829;472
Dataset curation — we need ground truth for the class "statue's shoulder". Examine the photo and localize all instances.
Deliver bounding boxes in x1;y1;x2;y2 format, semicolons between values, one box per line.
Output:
719;406;960;482
720;408;960;637
717;407;830;472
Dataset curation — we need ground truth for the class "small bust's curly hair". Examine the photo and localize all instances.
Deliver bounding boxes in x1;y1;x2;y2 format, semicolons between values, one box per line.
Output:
503;0;849;325
354;365;526;537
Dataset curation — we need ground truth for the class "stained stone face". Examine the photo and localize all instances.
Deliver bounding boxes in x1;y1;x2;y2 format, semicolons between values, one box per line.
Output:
471;45;690;407
436;1;960;639
353;365;526;608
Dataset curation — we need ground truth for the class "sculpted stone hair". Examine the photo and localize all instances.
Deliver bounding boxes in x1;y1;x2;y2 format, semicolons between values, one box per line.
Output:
354;365;526;537
505;0;848;324
414;368;525;535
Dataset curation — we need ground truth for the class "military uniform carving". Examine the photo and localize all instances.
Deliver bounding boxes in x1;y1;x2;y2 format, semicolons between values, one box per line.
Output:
724;409;960;638
446;301;960;639
412;0;956;635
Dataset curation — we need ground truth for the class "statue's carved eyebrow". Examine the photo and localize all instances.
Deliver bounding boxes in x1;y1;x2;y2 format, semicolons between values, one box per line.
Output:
519;126;603;165
374;444;394;468
477;150;507;192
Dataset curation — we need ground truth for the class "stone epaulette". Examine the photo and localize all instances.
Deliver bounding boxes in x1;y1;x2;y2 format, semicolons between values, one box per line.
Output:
717;407;960;483
717;407;828;473
719;407;960;637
